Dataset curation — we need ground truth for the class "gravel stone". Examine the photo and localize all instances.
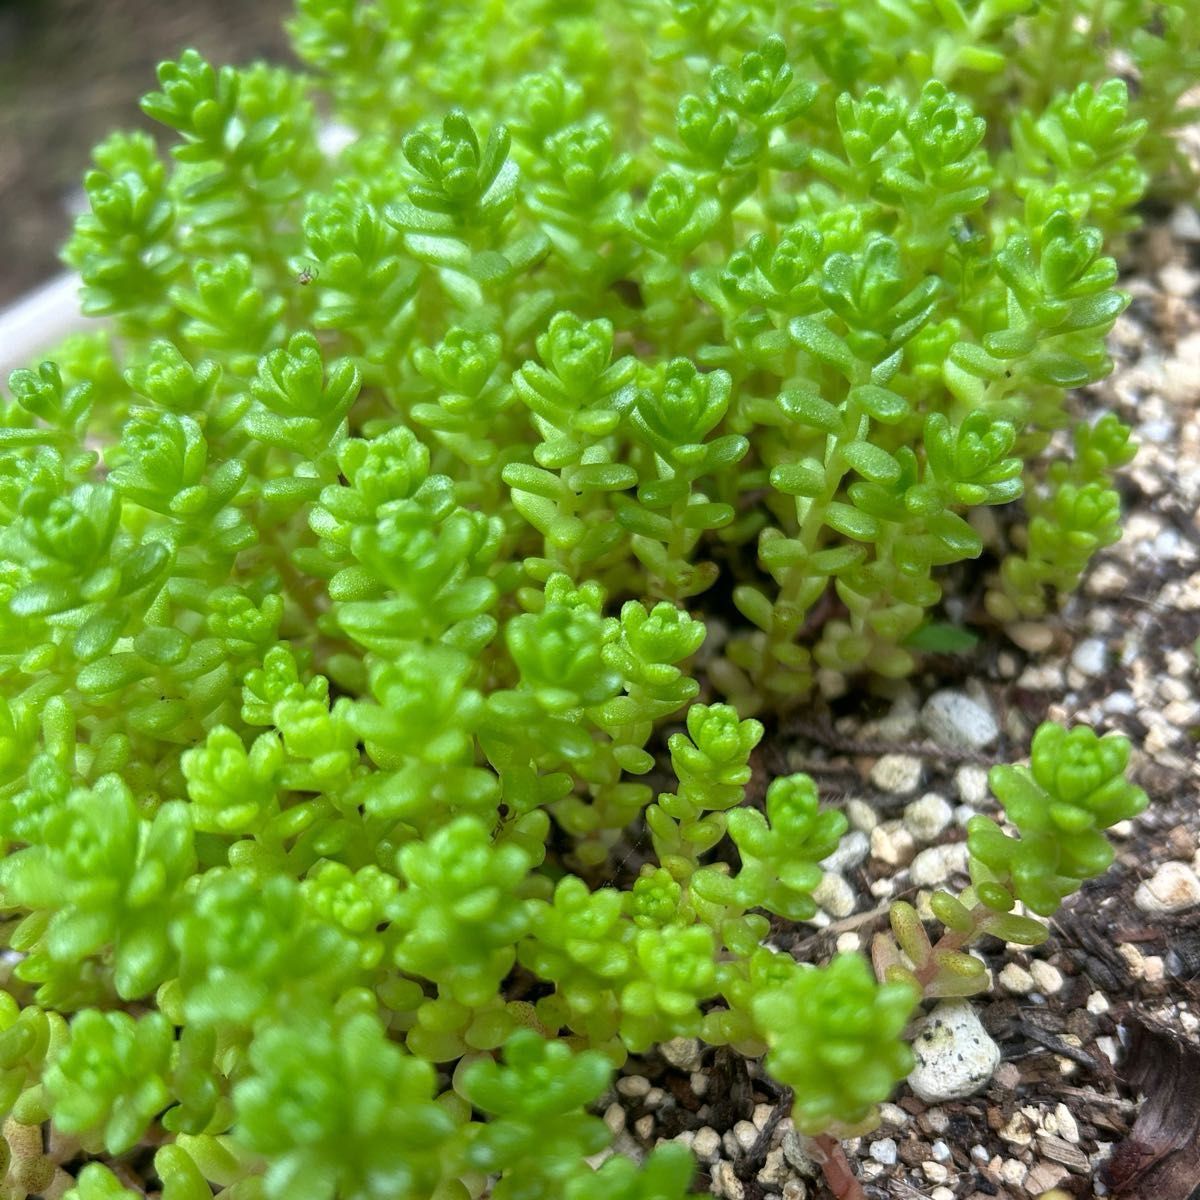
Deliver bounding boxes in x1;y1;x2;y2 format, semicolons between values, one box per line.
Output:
693;1128;721;1163
781;1131;819;1176
903;792;953;841
921;689;998;751
616;1074;651;1098
1030;960;1064;995
1054;1103;1080;1145
999;963;1035;994
604;1103;626;1134
1135;861;1200;913
870;754;923;795
1070;637;1108;676
1025;1162;1069;1194
813;871;856;918
869;1138;898;1165
733;1120;759;1152
954;764;990;805
922;1162;949;1184
756;1148;789;1187
871;820;916;866
1008;621;1055;652
660;1036;703;1070
711;1161;744;1199
909;842;969;887
845;798;878;833
907;1000;1001;1102
1000;1159;1028;1188
821;830;870;872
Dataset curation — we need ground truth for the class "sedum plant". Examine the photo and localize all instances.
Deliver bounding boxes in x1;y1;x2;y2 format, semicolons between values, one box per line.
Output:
0;0;1170;1197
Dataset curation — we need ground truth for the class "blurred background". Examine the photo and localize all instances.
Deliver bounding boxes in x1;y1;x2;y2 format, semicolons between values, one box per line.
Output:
0;0;291;306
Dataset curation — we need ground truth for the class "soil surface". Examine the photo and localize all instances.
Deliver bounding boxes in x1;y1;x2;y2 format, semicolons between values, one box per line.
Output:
0;0;289;306
599;212;1200;1199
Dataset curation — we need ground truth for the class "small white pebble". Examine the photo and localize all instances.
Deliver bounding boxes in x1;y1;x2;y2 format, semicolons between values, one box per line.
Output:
1000;1159;1028;1187
756;1148;789;1188
1143;955;1165;982
1086;991;1110;1015
813;871;857;918
660;1037;703;1070
635;1114;654;1139
836;931;861;954
1117;943;1145;978
1097;1036;1120;1065
931;1140;951;1162
909;842;969;887
904;792;954;841
1000;962;1036;995
690;1071;709;1096
954;764;990;806
924;1107;949;1135
734;1120;759;1152
1030;960;1064;995
879;1102;908;1127
869;1138;898;1165
752;1103;775;1130
845;798;878;832
922;689;999;751
643;1087;665;1109
711;1161;744;1200
604;1103;626;1134
821;830;870;872
617;1075;651;1098
1054;1103;1080;1145
931;1189;955;1200
1071;638;1108;677
693;1127;721;1162
922;1161;949;1184
1136;861;1200;914
871;820;916;866
870;753;923;795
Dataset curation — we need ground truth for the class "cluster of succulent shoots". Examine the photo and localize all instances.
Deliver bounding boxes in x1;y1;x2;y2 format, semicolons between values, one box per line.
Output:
0;0;1178;1197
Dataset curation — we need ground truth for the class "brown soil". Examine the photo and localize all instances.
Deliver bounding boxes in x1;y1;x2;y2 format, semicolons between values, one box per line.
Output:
0;0;289;306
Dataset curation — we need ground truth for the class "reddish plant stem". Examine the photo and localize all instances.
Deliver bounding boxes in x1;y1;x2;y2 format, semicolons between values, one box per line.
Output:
809;1133;868;1200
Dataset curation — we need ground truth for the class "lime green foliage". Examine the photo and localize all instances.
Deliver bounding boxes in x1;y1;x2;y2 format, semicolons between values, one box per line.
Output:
970;723;1147;915
0;0;1167;1194
871;722;1146;1001
754;955;918;1134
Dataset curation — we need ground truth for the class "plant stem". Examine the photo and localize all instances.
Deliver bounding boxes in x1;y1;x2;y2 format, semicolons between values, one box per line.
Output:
809;1133;868;1200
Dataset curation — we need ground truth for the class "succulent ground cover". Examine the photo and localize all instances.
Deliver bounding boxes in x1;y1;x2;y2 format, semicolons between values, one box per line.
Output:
0;3;1198;1200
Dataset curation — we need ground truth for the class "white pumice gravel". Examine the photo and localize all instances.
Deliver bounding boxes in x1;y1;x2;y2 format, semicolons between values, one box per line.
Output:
907;999;1001;1102
1135;860;1200;913
870;753;923;795
921;689;999;751
903;791;953;841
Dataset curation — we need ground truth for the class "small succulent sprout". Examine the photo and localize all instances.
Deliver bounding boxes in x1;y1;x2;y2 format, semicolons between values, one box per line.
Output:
727;773;849;920
754;954;918;1134
45;1010;173;1154
392;816;535;1009
969;722;1147;915
234;1010;458;1200
620;925;719;1052
459;1030;612;1198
